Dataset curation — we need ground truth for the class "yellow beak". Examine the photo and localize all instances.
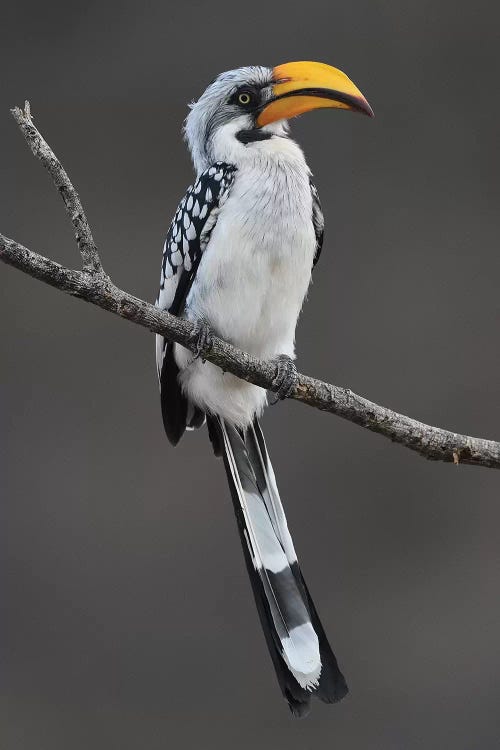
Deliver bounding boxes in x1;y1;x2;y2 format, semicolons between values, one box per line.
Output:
257;60;374;126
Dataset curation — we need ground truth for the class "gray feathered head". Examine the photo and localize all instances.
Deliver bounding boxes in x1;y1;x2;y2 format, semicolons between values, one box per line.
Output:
184;61;374;174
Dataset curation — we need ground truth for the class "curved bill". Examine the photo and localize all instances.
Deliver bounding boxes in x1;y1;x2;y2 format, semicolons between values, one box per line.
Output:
257;60;374;126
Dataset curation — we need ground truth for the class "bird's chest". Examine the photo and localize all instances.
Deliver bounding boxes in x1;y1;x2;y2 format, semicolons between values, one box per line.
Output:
187;164;316;356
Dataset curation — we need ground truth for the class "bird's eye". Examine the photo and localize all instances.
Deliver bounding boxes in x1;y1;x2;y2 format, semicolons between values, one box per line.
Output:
238;92;252;106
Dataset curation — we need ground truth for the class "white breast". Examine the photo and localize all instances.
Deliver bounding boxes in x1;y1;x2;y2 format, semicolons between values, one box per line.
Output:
176;137;317;427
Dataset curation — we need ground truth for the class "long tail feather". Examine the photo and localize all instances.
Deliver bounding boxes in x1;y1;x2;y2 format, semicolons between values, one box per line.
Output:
217;416;348;716
249;419;348;706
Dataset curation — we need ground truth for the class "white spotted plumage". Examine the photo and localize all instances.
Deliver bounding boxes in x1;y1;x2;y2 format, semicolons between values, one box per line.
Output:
155;162;236;379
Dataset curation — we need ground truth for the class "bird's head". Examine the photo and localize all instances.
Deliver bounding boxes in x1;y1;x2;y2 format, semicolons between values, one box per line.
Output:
184;61;373;174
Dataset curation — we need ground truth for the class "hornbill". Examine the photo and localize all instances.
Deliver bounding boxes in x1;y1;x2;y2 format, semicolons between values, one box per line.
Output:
155;61;373;716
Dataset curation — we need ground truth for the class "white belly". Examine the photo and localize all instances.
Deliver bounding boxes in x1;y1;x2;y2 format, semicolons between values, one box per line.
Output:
176;153;316;427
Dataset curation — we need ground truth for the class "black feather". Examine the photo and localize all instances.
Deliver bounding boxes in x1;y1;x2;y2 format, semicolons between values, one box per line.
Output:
160;345;187;445
296;569;349;704
310;179;324;268
217;418;313;717
251;421;347;703
159;267;198;445
188;406;206;429
157;163;236;445
218;417;348;716
207;414;224;457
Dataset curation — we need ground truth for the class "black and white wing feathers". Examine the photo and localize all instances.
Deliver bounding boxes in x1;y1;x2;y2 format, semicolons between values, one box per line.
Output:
310;180;324;268
156;161;237;343
156;162;236;444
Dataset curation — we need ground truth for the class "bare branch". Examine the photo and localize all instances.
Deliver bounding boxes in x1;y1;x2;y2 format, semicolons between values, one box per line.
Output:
11;102;103;275
2;232;498;470
2;105;499;471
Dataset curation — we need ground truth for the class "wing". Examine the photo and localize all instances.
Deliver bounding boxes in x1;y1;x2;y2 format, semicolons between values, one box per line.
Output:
155;162;236;445
310;179;324;268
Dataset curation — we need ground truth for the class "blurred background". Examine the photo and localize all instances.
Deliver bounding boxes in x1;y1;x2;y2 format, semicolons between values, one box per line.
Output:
2;1;500;748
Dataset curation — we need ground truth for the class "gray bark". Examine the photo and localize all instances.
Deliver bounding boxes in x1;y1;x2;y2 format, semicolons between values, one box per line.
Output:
1;103;499;470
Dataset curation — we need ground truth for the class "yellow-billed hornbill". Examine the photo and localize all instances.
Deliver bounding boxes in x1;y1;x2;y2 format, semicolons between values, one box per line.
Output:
156;61;372;716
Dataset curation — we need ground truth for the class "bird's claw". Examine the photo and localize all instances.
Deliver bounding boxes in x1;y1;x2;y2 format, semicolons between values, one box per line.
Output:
270;354;298;403
190;319;213;362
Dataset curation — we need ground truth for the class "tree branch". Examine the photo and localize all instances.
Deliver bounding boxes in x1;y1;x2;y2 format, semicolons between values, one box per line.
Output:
2;104;499;470
11;102;103;275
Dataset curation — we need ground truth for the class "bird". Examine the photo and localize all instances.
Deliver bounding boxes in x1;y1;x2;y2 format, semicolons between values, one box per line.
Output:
155;61;373;716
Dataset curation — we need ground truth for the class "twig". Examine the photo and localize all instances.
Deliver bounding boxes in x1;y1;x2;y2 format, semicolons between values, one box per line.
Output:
1;105;499;470
11;102;103;275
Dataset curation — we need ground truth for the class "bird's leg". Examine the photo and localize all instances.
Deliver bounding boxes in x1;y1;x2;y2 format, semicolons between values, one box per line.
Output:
270;354;298;403
189;318;214;362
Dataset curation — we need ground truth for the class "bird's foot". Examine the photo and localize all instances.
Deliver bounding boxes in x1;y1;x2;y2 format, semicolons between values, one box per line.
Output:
270;354;298;403
190;319;213;362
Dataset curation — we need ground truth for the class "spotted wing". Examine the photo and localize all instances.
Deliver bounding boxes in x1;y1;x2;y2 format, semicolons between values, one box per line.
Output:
310;180;324;268
155;162;236;444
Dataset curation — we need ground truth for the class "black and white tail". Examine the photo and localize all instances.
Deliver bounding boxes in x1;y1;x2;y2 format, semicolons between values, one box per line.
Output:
211;416;348;717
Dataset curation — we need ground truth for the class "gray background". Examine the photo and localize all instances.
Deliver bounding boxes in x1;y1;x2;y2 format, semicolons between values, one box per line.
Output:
2;1;500;748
